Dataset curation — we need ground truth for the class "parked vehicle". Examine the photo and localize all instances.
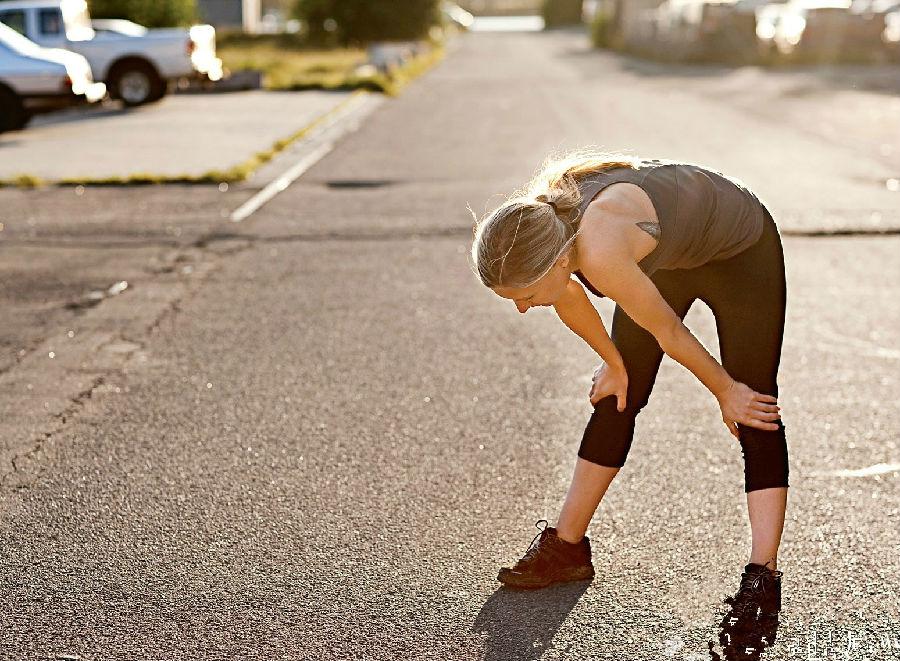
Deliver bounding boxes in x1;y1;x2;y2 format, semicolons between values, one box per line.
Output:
0;20;105;132
692;0;762;62
440;1;475;29
884;7;900;57
761;0;886;61
0;0;223;106
850;0;900;57
89;18;152;38
849;0;900;14
650;0;760;63
755;1;789;57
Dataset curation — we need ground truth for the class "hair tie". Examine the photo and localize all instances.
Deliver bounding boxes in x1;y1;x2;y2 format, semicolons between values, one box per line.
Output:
536;193;557;214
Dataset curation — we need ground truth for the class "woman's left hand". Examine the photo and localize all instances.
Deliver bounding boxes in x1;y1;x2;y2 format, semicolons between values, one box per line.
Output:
715;380;781;439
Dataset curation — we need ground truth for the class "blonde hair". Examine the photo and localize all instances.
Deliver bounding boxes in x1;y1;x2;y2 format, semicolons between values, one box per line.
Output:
469;147;644;289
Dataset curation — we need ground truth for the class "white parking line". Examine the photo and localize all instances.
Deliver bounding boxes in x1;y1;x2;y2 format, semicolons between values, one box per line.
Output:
809;462;900;477
230;143;334;223
230;92;383;223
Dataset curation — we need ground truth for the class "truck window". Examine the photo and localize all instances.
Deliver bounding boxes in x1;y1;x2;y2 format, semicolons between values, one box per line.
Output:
0;10;27;35
39;9;63;36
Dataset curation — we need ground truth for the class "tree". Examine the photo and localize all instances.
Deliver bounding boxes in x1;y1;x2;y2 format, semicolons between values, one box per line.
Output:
88;0;197;28
293;0;440;45
541;0;583;28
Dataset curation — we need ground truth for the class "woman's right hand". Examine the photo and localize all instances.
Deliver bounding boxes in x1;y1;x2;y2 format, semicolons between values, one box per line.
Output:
590;362;629;411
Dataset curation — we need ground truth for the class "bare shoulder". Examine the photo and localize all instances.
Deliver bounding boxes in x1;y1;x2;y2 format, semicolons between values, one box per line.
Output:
577;182;659;263
584;182;658;222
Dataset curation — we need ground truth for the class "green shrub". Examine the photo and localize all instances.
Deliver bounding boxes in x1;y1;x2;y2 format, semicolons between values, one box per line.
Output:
293;0;440;46
541;0;583;28
88;0;197;27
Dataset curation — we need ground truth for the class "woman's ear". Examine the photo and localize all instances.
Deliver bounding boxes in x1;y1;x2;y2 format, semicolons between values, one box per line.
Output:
558;248;575;271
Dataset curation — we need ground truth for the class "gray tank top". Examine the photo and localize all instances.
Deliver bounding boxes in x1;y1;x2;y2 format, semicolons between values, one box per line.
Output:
572;158;766;296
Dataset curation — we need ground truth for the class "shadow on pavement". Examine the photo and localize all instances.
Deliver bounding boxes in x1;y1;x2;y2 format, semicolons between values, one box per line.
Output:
28;102;135;129
472;581;592;661
709;612;781;661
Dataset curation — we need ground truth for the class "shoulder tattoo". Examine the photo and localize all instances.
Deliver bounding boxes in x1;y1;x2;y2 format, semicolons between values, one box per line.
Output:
635;220;661;239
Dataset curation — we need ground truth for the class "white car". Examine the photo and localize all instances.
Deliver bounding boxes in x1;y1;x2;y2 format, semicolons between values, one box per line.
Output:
0;0;222;106
886;7;900;49
0;20;105;133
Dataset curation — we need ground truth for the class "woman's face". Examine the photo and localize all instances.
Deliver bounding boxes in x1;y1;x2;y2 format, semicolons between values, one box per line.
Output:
492;253;573;314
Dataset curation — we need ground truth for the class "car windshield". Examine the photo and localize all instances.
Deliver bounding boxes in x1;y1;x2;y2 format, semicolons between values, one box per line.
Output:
0;20;44;55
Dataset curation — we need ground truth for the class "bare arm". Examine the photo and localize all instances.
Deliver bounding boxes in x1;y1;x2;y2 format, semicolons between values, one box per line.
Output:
553;278;624;369
567;190;780;435
579;248;734;398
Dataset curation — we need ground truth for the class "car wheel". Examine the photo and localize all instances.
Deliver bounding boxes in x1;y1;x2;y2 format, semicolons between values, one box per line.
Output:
0;86;27;133
13;111;32;130
146;79;170;103
109;61;165;107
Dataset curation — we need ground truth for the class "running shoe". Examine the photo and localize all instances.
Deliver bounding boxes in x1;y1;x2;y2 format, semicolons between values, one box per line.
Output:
720;561;783;628
497;519;595;589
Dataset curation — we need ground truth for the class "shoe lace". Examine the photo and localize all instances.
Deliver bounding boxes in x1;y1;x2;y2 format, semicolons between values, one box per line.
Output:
517;519;551;567
723;562;782;615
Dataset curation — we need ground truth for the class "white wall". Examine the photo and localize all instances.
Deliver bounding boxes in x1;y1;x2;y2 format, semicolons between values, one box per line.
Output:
242;0;261;33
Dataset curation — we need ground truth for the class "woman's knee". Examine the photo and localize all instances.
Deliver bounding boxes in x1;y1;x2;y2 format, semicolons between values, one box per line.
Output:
739;421;789;493
577;397;638;467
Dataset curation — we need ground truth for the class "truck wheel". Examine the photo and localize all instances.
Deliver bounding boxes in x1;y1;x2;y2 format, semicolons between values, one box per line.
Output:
146;79;169;103
109;61;165;107
0;86;28;133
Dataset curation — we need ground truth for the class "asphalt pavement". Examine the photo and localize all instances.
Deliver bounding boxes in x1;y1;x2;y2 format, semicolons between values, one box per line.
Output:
0;27;898;661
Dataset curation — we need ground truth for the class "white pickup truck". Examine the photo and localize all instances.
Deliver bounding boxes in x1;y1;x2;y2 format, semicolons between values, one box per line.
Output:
0;0;222;106
0;20;105;132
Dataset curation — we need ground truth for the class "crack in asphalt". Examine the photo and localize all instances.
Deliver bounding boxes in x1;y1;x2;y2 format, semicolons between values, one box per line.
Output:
0;227;471;250
1;224;898;252
780;227;900;237
192;227;476;245
2;329;161;489
0;255;240;491
0;238;187;249
1;375;105;488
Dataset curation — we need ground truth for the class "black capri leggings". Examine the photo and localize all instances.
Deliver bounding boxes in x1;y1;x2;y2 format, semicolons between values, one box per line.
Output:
578;204;789;493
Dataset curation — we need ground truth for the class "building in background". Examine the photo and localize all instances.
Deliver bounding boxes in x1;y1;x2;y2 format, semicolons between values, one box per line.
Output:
608;0;664;50
456;0;542;15
197;0;262;32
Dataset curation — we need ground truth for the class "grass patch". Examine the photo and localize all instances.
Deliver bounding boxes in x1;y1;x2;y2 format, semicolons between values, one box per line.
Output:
0;174;46;188
381;44;445;96
217;33;445;95
217;36;369;91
